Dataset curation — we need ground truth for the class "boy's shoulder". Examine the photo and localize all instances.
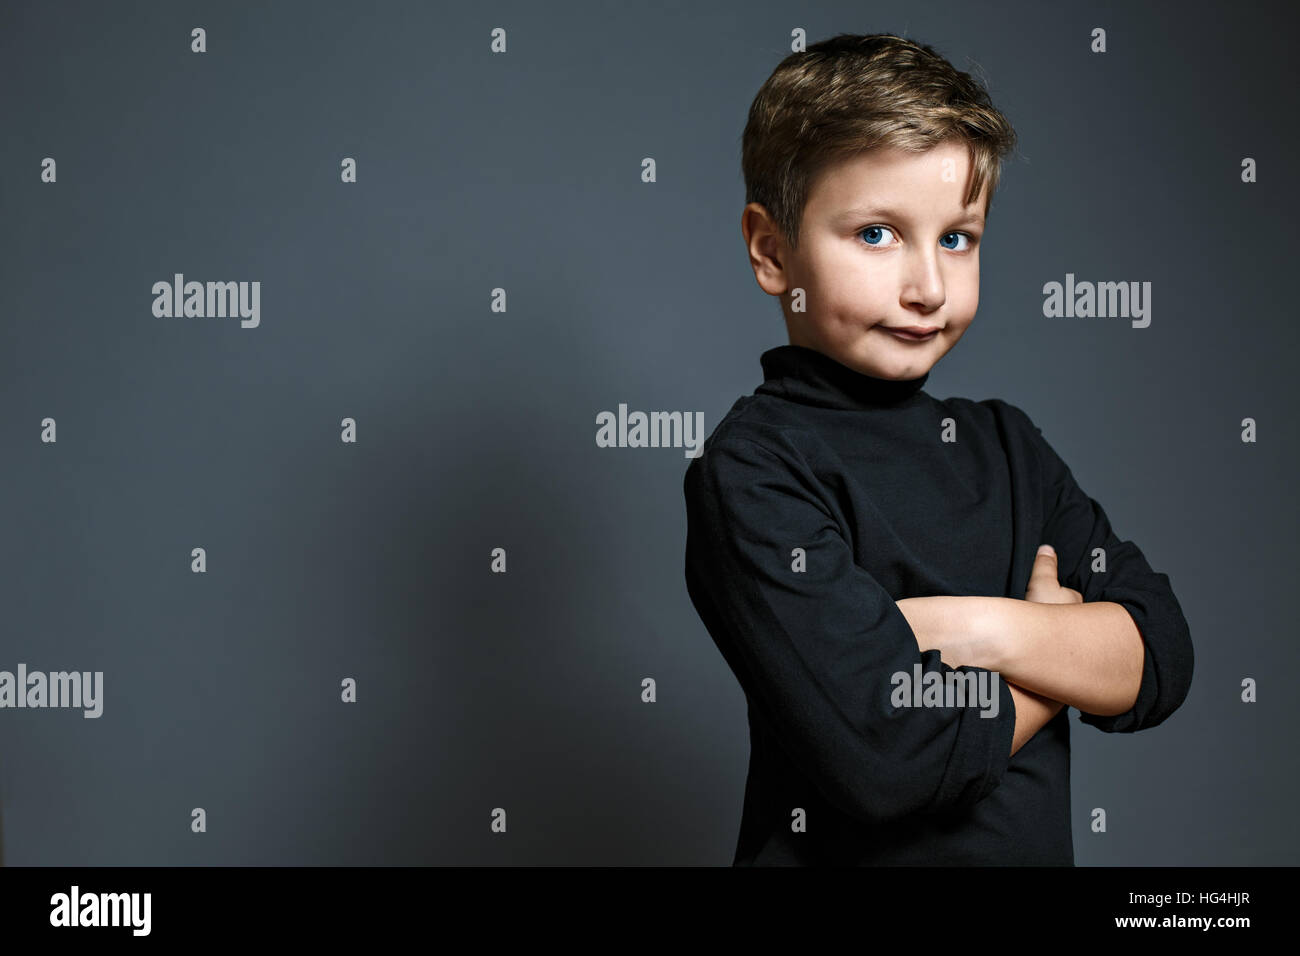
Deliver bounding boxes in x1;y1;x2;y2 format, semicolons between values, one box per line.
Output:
687;393;801;468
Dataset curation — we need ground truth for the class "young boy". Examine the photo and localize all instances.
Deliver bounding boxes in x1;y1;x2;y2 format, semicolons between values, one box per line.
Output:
682;33;1194;866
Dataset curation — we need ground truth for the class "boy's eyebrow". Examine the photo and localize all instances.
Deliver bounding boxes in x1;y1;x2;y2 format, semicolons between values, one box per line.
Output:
832;205;985;228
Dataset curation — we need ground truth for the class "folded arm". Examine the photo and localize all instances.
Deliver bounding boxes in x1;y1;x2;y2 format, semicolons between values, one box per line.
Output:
895;593;1135;725
990;400;1193;733
984;597;1145;716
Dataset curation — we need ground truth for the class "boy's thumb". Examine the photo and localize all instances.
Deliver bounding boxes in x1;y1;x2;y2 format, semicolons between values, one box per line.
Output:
1036;544;1055;558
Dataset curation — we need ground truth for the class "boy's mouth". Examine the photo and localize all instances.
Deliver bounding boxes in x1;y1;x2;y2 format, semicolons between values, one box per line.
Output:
880;325;939;342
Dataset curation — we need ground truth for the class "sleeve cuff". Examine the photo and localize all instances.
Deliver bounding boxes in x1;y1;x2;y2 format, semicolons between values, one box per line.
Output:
1076;592;1190;733
928;670;1017;812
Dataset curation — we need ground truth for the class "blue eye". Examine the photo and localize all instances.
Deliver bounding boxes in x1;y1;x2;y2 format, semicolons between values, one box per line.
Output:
857;226;974;251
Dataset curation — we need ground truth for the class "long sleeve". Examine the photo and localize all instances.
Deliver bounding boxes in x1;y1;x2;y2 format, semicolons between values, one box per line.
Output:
1007;402;1195;733
683;435;1017;826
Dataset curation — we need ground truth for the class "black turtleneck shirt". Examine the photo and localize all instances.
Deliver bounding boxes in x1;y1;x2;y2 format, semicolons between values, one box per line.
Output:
682;344;1194;865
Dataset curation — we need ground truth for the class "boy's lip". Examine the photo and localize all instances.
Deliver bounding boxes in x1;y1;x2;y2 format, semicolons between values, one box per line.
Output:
881;325;940;339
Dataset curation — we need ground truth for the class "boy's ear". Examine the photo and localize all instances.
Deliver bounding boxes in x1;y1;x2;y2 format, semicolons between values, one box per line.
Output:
742;202;790;296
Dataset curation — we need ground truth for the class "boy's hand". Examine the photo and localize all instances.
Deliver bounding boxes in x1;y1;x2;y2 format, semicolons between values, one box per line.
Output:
1025;545;1082;605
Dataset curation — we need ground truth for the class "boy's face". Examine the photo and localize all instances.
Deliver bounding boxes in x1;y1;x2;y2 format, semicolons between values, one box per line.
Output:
743;139;988;381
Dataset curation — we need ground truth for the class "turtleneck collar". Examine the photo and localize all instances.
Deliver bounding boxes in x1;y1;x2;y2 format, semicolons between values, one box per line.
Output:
755;344;930;410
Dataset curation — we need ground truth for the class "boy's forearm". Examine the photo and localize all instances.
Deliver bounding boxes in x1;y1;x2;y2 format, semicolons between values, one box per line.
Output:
1007;681;1065;755
983;597;1145;716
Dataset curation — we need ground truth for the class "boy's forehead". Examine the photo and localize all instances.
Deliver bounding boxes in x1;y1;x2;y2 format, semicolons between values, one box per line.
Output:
810;145;984;219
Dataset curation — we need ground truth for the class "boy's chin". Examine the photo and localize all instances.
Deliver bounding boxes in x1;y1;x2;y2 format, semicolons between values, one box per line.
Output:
844;341;942;379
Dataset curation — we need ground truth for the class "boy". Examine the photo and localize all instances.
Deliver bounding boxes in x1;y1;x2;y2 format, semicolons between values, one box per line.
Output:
682;33;1194;865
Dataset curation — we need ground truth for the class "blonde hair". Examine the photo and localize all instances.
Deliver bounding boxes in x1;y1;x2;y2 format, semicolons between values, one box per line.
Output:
741;33;1018;249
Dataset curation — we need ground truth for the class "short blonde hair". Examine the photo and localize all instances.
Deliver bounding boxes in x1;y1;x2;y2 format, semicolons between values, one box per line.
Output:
741;33;1019;249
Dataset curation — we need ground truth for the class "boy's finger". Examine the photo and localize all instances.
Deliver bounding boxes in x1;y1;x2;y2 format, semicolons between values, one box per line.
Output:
1028;544;1057;587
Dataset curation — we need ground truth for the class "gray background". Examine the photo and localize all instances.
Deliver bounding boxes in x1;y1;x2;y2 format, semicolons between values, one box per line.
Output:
1;0;1295;865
